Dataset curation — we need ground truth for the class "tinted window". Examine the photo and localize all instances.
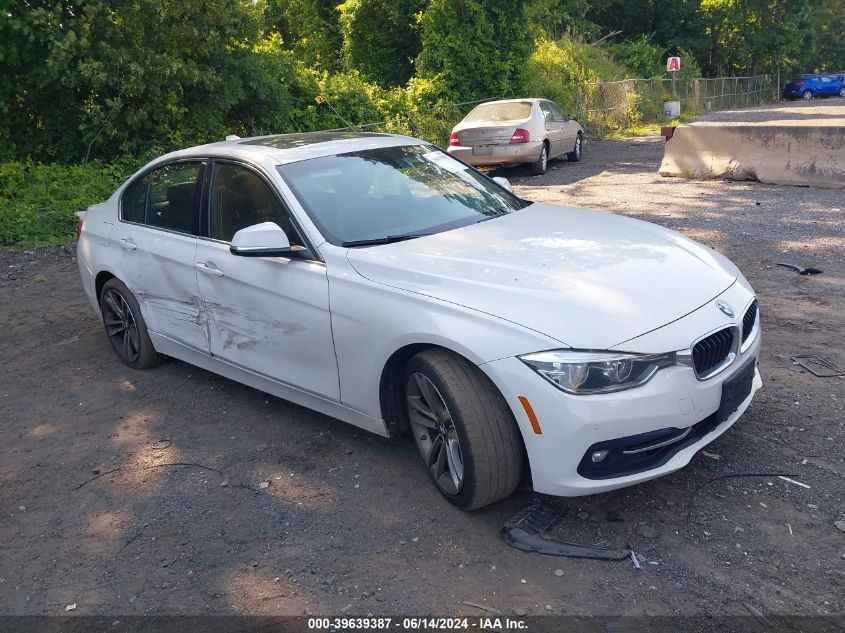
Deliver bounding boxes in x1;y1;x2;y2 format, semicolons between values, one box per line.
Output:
539;102;555;122
210;163;301;244
121;175;148;224
549;102;567;122
147;163;200;234
278;145;530;246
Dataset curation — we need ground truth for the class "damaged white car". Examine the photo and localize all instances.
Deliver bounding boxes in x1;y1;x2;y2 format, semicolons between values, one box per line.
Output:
77;132;762;510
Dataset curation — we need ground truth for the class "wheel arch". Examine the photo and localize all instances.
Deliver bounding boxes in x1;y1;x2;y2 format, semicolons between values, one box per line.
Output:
95;270;117;306
379;343;436;437
378;343;525;449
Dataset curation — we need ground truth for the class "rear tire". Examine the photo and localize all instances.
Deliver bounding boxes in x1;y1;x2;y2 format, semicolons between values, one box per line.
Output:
100;278;166;370
839;87;845;98
803;89;813;100
405;349;523;510
567;133;583;162
530;143;548;176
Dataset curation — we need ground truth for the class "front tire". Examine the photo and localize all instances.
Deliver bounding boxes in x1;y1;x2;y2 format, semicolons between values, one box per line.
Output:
405;349;523;510
567;133;583;162
100;278;166;369
530;143;548;176
839;87;845;98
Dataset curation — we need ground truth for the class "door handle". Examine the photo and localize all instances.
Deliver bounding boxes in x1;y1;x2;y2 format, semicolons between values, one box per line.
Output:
119;238;137;251
195;262;224;277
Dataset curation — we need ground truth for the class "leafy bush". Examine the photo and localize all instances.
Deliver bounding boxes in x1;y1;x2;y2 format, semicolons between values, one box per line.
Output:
523;36;628;113
0;162;122;249
606;37;703;79
416;0;532;101
672;49;703;80
338;0;424;87
606;36;665;78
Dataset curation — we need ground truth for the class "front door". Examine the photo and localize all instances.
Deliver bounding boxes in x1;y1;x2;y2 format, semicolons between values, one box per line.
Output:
194;161;340;399
550;101;577;153
111;161;208;352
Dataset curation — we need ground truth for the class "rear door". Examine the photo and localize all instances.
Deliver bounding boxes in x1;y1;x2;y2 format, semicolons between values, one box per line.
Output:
193;161;339;399
538;101;562;156
110;160;208;352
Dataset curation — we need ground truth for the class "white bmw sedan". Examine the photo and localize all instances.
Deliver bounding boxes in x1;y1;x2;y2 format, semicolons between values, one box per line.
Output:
77;132;762;510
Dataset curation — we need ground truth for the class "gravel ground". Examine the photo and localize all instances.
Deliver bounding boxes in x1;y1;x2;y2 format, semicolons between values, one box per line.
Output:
1;129;844;620
688;97;845;125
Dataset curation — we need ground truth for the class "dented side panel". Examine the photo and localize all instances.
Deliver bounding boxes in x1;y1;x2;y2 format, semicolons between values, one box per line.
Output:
194;239;340;400
109;221;207;351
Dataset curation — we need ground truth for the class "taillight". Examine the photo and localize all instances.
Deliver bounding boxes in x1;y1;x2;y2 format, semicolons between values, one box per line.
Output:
796;81;804;87
448;132;460;146
509;129;529;144
75;218;84;239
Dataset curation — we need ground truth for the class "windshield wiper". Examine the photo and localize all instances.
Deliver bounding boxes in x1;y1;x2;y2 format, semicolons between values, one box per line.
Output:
341;234;428;247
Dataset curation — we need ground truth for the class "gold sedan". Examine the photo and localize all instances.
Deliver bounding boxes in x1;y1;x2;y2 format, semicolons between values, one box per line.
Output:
447;98;584;176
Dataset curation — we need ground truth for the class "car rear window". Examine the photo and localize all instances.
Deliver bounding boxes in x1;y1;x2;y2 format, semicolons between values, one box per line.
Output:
464;102;532;123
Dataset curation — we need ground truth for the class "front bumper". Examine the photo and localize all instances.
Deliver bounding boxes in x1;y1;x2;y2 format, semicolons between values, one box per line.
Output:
481;294;762;497
447;141;543;167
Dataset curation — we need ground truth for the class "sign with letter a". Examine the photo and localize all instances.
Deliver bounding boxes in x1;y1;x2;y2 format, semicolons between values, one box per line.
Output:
667;57;681;72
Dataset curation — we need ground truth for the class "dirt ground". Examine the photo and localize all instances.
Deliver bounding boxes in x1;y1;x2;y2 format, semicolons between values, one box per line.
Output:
1;129;844;620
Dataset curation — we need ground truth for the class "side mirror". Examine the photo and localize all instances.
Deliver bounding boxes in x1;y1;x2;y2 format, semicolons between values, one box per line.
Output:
492;176;513;193
230;222;298;257
568;113;577;121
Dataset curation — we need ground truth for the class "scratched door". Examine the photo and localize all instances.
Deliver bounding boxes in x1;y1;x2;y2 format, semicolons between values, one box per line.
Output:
111;161;208;352
193;161;340;400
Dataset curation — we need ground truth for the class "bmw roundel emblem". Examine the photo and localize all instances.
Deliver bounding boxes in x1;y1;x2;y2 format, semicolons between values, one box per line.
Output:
716;300;734;317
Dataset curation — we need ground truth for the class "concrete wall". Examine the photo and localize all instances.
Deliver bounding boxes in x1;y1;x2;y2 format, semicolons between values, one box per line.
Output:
659;125;845;189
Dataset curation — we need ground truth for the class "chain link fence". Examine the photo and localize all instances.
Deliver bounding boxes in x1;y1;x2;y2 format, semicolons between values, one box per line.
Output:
323;75;778;144
577;75;777;134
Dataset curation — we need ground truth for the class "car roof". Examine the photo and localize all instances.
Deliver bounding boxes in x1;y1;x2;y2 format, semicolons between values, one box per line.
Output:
154;131;429;167
471;98;543;106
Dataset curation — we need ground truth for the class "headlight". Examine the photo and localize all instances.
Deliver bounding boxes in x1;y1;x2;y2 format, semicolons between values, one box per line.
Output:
518;350;676;395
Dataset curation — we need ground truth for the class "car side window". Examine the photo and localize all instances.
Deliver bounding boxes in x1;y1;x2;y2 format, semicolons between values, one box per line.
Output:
121;175;148;224
209;163;303;245
146;162;201;234
539;102;555;122
549;102;567;122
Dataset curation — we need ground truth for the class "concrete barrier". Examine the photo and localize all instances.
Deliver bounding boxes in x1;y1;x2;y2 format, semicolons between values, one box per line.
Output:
659;124;845;189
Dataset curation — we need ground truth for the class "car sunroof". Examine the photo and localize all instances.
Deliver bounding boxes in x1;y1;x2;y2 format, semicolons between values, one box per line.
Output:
240;131;392;149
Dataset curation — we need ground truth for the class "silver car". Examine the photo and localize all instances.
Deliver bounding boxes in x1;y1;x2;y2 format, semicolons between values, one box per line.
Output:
447;98;584;176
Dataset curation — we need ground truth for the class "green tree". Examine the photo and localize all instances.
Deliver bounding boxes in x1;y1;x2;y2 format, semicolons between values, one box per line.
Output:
803;0;845;73
699;0;818;75
416;0;533;101
338;0;425;87
264;0;345;70
0;1;316;162
525;0;602;41
589;0;707;62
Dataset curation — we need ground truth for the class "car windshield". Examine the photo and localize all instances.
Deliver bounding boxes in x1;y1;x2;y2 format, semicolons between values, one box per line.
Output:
277;144;531;246
463;102;532;123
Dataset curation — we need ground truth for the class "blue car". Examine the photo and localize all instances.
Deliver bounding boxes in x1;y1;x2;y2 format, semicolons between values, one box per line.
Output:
783;74;845;100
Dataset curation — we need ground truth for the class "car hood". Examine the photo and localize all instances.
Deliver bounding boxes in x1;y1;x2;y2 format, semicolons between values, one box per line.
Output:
345;203;738;350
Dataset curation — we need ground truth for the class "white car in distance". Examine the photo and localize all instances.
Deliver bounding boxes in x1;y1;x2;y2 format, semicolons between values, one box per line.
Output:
77;132;762;510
